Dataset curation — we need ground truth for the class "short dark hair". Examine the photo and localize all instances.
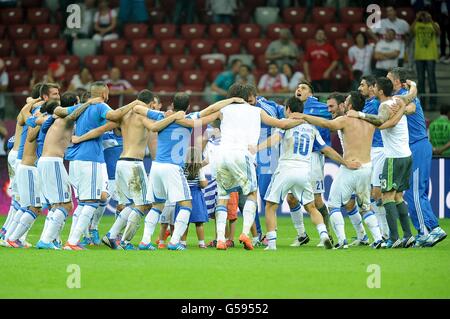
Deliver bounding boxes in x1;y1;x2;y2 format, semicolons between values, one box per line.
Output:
227;83;250;100
230;59;241;68
31;83;44;99
40;83;60;98
389;67;409;84
349;91;366;111
173;92;190;111
376;77;393;97
327;92;346;105
44;100;59;115
299;80;314;95
137;89;154;104
76;88;89;103
354;31;368;45
361;75;376;87
285;96;303;113
240;64;252;72
60;91;78;108
268;61;278;68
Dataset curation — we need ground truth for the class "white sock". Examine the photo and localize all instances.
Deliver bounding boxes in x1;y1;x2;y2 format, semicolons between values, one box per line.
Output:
316;223;329;241
2;201;18;231
289;203;306;237
170;206;191;245
109;206;133;239
180;240;187;246
68;203;98;245
141;207;161;245
122;208;144;242
330;208;346;243
42;207;68;243
90;200;108;230
20;220;34;243
363;211;382;242
266;230;277;249
242;199;257;236
40;209;55;241
4;208;24;240
69;204;84;236
347;206;367;240
373;202;389;238
198;240;205;246
10;210;37;241
215;205;227;242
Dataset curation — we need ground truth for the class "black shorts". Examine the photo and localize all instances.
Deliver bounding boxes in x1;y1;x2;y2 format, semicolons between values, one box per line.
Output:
381;156;412;193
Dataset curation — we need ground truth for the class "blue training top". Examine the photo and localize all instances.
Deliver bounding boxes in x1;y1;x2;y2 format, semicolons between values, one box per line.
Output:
147;110;200;167
36;116;55;158
7;136;14;151
102;130;123;180
396;88;428;145
303;96;332;152
362;96;383;148
17;106;41;160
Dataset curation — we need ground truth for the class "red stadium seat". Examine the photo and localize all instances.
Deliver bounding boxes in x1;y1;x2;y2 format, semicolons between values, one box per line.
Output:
102;39;127;56
14;39;39;56
124;70;149;87
13;86;30;110
200;57;224;72
1;8;23;24
27;8;49;24
35;24;60;40
64;70;79;84
180;85;204;94
266;23;291;40
57;55;80;71
148;8;165;24
181;24;206;39
238;24;261;40
9;71;30;88
93;70;110;81
182;70;207;86
142;55;169;72
324;23;349;41
217;39;241;56
246;39;271;56
207;70;222;83
351;23;368;36
330;69;351;92
84;55;109;71
160;39;186;55
153;70;179;86
123;23;148;39
151;86;177;106
0;40;11;56
43;39;67;57
7;24;32;39
152;24;176;40
113;55;139;71
335;38;354;57
26;55;49;71
294;24;319;40
312;7;336;24
255;54;269;70
340;7;363;24
208;24;233;39
131;39;157;56
171;55;196;71
2;57;21;71
283;7;306;24
397;7;415;24
189;39;215;57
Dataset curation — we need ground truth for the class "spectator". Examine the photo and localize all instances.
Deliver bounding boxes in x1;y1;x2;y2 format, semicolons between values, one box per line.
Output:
211;59;241;102
207;0;237;24
0;120;7;156
30;62;65;89
63;0;96;51
0;58;8;120
411;11;440;100
118;0;149;24
303;29;339;93
105;67;136;96
257;62;289;95
173;0;196;24
235;65;256;86
432;0;450;64
373;28;401;77
430;104;450;157
68;67;93;91
348;32;374;77
368;5;410;67
265;29;300;69
153;95;162;111
92;0;119;48
282;63;305;91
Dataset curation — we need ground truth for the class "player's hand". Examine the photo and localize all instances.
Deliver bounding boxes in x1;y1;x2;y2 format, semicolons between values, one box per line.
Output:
232;97;245;103
174;111;185;120
71;136;82;144
346;110;359;118
248;145;257;155
164;109;174;117
289;112;304;120
345;160;361;170
405;79;416;88
433;147;442;155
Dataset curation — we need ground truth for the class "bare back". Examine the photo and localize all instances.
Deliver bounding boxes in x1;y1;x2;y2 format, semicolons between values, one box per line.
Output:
42;117;75;158
341;117;374;164
21;130;38;166
119;111;150;159
12;122;23;151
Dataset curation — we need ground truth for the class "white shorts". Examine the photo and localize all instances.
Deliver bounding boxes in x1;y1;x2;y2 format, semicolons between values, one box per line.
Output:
37;157;72;204
69;160;105;201
159;202;175;225
264;164;314;205
370;147;385;187
147;162;191;203
310;152;325;194
215;150;257;199
16;163;42;208
115;159;150;206
328;163;372;211
101;163;108;193
107;179;118;201
7;150;19;198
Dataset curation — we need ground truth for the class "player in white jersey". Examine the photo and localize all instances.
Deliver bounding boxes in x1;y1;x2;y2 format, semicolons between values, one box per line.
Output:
348;77;418;248
259;97;359;250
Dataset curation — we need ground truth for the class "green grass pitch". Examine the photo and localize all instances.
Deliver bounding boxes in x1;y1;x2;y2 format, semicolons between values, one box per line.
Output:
0;216;449;299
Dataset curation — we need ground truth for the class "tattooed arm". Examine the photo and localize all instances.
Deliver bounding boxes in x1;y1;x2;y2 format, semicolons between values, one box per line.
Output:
347;102;392;127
